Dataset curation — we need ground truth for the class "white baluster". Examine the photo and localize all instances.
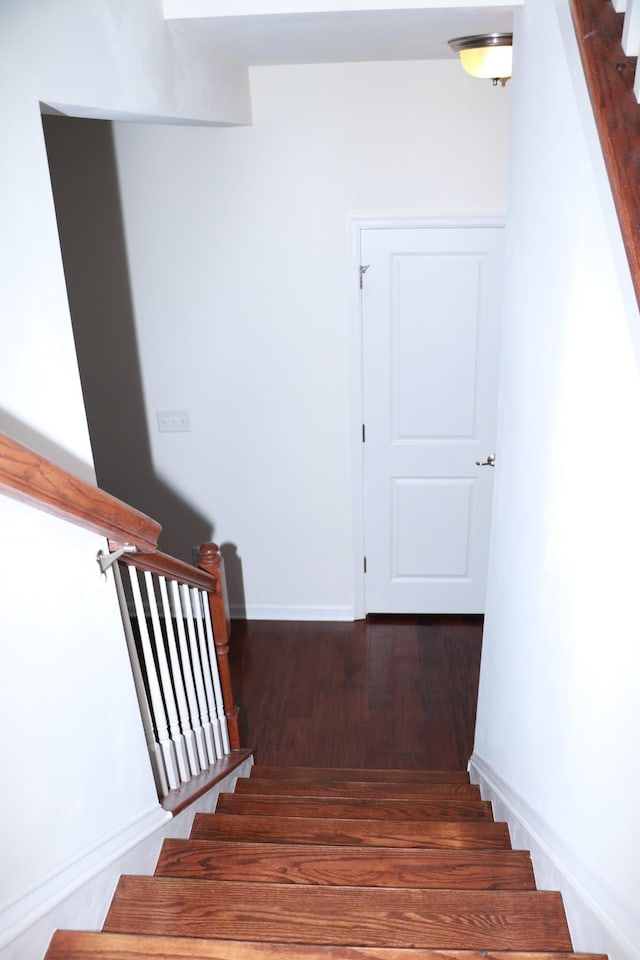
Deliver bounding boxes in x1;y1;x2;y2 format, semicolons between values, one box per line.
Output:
190;587;224;759
614;0;627;12
158;575;199;779
201;590;231;755
112;563;169;797
144;571;190;784
179;582;217;765
169;579;208;772
623;0;640;55
127;566;180;792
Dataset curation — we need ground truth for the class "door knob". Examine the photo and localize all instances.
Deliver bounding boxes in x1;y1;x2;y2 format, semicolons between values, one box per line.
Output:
476;453;496;467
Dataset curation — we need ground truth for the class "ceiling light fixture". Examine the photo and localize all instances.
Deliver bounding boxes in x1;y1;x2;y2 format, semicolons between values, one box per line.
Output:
448;33;513;86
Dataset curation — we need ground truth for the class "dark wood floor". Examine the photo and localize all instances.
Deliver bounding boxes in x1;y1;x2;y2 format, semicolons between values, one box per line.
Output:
229;616;483;771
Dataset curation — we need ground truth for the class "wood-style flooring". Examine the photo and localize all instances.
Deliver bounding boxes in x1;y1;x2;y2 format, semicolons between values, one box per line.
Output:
229;615;482;770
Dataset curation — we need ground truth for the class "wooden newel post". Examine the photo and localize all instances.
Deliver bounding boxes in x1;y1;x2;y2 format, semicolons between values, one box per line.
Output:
198;541;240;749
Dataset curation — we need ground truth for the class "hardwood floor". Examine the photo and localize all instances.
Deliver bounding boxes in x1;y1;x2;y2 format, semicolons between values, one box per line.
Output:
229;615;482;770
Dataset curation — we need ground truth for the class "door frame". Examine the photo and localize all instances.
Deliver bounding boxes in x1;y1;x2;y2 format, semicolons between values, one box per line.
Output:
348;214;506;619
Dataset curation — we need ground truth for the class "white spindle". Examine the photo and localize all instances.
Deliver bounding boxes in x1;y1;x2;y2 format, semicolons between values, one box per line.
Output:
201;590;231;755
144;571;190;784
112;563;169;797
179;582;217;765
632;59;640;105
169;578;208;772
158;575;200;778
111;548;237;798
622;0;640;58
127;566;180;792
190;587;224;759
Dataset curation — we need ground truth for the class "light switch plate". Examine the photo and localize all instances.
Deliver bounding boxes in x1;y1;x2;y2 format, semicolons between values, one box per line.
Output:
157;410;191;433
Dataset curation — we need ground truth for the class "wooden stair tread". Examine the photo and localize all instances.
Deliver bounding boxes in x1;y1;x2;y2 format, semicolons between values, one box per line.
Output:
235;778;481;800
104;877;572;951
155;839;536;888
48;931;607;960
191;813;512;848
47;767;593;960
215;794;493;821
250;766;471;784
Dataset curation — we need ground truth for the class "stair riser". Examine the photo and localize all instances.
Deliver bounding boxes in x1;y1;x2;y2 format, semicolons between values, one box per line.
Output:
216;795;494;821
236;779;481;800
249;767;472;784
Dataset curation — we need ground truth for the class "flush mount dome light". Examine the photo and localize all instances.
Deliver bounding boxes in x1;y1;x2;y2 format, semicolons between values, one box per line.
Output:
448;33;513;86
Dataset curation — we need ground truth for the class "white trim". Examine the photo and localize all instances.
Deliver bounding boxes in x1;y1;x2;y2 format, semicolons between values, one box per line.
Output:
469;754;640;960
230;603;356;621
0;804;170;950
350;214;506;232
348;214;506;617
0;759;253;959
348;218;366;620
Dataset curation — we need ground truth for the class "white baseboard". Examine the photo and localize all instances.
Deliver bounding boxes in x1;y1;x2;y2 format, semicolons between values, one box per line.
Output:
230;604;356;621
0;805;170;953
0;757;253;960
469;754;640;960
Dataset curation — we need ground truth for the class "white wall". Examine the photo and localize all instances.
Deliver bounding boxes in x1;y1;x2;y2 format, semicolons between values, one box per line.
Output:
1;758;253;960
0;0;250;472
111;59;511;617
472;1;640;959
0;2;250;955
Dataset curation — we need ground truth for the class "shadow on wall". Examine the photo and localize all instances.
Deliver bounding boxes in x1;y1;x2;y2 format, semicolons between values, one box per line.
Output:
41;114;211;562
221;542;246;619
0;409;96;484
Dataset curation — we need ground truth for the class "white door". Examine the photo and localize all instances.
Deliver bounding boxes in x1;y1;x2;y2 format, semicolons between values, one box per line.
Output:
361;223;503;613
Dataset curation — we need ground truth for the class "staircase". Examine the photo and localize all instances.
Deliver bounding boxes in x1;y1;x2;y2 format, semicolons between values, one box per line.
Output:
45;766;606;960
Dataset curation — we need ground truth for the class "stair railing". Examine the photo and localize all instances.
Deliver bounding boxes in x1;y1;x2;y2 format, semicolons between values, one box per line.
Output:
571;0;640;310
0;432;242;801
107;542;239;798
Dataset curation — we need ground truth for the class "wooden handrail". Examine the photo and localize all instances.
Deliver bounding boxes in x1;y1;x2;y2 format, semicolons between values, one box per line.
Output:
571;0;640;311
119;548;214;593
0;432;160;551
0;430;242;758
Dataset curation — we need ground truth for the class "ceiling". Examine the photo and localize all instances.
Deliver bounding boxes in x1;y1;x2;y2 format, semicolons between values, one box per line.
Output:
167;7;517;66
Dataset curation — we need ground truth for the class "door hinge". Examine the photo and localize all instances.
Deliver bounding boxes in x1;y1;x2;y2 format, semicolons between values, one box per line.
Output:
359;264;370;290
362;423;366;442
364;556;367;573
